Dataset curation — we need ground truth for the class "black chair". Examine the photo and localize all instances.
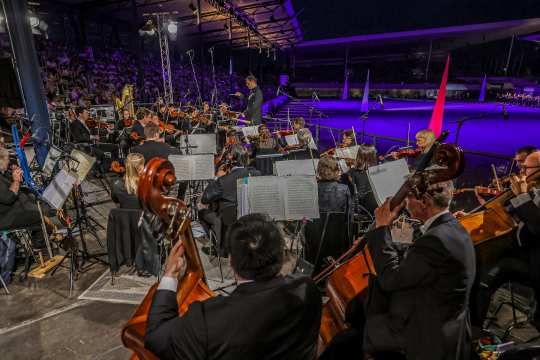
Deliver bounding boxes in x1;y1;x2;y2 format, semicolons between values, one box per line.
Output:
106;208;143;282
304;211;351;275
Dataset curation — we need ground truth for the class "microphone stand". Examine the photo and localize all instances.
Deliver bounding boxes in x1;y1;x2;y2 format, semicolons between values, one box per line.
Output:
208;47;219;107
186;49;203;107
452;112;491;145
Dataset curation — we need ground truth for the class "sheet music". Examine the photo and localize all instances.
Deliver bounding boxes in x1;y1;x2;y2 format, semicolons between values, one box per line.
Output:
246;176;285;220
237;176;319;220
65;149;95;182
275;159;319;176
169;154;214;181
42;147;62;178
335;145;360;160
177;134;217;154
284;134;299;146
285;176;319;220
367;159;410;205
241;125;260;138
42;169;77;209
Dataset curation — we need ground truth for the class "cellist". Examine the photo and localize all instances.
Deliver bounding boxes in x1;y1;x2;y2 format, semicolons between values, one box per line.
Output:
144;213;322;360
321;181;476;360
471;151;540;329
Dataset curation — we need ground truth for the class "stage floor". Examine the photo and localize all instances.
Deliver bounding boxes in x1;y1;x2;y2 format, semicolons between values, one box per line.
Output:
311;99;540;157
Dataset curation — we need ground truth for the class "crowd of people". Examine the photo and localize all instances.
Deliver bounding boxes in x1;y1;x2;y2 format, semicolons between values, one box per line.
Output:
36;40;277;108
498;90;540;108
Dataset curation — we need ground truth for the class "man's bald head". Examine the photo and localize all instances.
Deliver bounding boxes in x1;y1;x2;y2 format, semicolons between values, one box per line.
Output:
524;151;540;177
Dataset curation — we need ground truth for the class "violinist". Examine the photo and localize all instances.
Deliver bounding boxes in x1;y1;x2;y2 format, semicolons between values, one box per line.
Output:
343;144;379;215
340;129;355;148
472;151;540;330
144;213;322;360
118;109;134;130
69;107;98;144
130;124;181;163
514;145;538;173
322;181;476;360
130;109;151;145
201;145;261;255
252;124;282;175
388;129;436;169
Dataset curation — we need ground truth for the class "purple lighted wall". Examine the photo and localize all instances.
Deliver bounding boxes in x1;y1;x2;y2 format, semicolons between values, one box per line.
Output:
311;99;540;157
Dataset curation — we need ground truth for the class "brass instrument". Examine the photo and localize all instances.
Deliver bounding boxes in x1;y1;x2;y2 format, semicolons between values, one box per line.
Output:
114;84;135;119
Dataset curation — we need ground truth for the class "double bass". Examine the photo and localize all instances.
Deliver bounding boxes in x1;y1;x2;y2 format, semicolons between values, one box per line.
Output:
314;131;466;351
122;158;215;359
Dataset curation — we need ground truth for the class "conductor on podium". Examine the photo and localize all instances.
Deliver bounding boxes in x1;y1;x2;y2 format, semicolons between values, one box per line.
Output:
234;75;264;125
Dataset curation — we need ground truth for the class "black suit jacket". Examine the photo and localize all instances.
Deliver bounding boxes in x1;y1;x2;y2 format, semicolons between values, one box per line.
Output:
145;275;322;360
243;86;263;125
131;140;181;163
69;119;91;143
366;212;476;360
202;167;261;225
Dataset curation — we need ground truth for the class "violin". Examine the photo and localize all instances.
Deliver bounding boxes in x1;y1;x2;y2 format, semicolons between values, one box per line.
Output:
110;160;125;174
273;129;295;137
159;120;177;135
380;148;422;160
130;131;143;143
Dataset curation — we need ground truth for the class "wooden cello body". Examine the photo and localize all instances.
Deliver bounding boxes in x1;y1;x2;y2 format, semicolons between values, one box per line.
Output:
121;158;215;360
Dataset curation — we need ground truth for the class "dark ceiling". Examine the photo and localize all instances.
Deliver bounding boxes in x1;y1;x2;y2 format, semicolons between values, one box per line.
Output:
292;0;540;40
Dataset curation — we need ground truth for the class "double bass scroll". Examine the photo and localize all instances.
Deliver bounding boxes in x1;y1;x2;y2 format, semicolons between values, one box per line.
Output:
122;158;215;360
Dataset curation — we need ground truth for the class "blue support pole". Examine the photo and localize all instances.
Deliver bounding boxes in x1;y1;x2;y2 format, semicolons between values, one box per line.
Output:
2;0;50;166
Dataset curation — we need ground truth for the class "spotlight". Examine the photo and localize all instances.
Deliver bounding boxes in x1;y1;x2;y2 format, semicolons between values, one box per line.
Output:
167;21;178;34
38;21;48;32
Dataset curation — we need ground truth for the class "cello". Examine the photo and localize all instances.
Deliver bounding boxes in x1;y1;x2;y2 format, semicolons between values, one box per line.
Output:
122;158;215;359
314;131;466;351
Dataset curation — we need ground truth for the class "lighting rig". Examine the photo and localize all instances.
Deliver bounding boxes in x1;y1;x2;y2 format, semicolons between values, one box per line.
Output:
140;12;179;105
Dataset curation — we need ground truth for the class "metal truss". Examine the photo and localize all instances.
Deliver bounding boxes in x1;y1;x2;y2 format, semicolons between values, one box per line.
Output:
155;14;173;105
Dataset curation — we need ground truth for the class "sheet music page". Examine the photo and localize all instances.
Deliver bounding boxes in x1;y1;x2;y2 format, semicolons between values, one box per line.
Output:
43;147;62;178
241;125;260;138
237;178;250;218
367;159;410;205
284;134;300;146
190;154;215;180
284;176;319;220
169;155;191;181
275;159;319;176
178;134;217;154
169;154;214;181
246;176;285;220
335;145;360;160
66;149;96;182
42;169;77;209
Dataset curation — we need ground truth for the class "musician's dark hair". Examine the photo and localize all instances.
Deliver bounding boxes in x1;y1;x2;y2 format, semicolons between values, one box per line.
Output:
294;117;305;127
229;144;249;167
75;107;87;116
342;129;354;138
144;124;161;139
246;75;257;83
137;109;150;121
226;213;284;281
356;144;377;170
516;146;538;156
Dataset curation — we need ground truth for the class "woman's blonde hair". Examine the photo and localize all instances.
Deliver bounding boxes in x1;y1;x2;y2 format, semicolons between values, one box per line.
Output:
317;157;340;181
124;153;145;195
416;128;436;143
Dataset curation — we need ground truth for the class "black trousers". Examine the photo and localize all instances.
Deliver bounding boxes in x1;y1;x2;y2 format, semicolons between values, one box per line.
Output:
471;246;540;327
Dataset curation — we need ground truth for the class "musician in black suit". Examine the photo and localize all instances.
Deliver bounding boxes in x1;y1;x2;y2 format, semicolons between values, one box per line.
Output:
234;75;263;125
130;124;181;162
200;144;261;255
472;151;540;329
69;107;96;143
144;213;322;360
321;181;476;360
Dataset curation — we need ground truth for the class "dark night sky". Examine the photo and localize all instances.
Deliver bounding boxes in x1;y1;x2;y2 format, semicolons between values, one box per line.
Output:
292;0;540;40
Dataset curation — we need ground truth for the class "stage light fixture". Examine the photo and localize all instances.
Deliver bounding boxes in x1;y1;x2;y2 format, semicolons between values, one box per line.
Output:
167;21;178;34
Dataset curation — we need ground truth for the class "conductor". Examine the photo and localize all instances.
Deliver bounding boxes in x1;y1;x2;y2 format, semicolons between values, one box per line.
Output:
234;75;263;125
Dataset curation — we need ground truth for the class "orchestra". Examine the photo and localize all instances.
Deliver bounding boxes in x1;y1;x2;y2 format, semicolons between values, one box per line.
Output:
4;89;540;360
